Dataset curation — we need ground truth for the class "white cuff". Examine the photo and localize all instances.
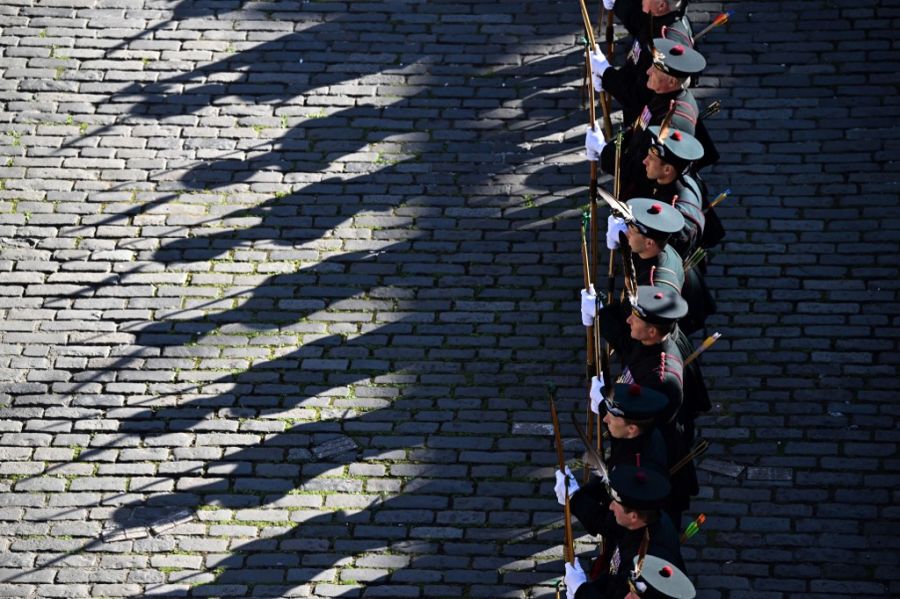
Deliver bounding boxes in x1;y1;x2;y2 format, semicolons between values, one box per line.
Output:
589;374;605;415
585;124;605;162
565;561;587;599
606;215;627;250
580;285;598;326
590;45;610;79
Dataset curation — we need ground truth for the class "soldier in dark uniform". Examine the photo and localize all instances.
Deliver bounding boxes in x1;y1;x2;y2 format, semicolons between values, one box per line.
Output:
563;465;684;599
554;383;670;534
585;39;706;201
643;126;705;259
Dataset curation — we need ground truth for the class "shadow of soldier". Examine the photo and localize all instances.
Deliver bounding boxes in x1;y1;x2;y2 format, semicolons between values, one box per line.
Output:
11;0;596;595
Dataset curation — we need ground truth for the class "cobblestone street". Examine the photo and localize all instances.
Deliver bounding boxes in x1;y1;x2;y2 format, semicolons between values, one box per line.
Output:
0;1;897;597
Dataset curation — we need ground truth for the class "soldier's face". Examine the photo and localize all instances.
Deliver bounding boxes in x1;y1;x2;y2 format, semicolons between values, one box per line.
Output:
644;148;666;180
610;499;636;527
625;223;649;254
642;0;671;16
603;411;631;439
646;65;678;93
627;312;658;343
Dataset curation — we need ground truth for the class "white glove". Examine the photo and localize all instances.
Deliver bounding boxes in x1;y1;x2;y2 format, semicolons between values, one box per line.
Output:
606;215;628;250
590;44;610;80
603;0;616;10
592;71;604;94
585;124;606;161
554;466;580;506
565;560;588;599
580;284;600;326
590;374;605;415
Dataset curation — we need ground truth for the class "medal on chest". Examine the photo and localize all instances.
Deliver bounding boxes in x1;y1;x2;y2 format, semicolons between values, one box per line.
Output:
609;546;621;576
627;39;641;65
638;105;652;131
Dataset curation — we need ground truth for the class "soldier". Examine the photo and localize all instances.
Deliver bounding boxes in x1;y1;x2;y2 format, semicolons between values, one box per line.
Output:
563;465;684;599
553;383;670;534
626;554;695;598
582;286;685;422
591;0;693;125
641;125;716;335
586;39;706;200
643;125;705;259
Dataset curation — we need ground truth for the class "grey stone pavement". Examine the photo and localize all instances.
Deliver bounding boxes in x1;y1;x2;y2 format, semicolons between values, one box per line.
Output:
0;0;897;597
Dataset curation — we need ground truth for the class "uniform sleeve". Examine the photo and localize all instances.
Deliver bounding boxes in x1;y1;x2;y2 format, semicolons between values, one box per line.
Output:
614;0;645;38
597;301;632;356
650;514;687;571
569;477;612;536
654;373;683;426
654;246;685;294
669;179;705;259
575;579;606;599
601;66;647;115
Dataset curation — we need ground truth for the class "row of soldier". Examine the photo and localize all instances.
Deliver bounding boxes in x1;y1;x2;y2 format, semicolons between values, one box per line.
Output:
551;1;732;598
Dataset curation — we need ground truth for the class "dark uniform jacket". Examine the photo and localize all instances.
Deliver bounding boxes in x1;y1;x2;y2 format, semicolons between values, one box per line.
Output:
574;512;685;599
633;245;685;295
650;175;716;334
670;326;711;502
651;175;705;259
